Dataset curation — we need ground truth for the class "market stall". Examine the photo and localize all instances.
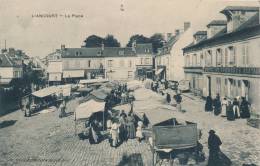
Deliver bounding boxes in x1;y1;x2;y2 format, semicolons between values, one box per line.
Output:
74;99;105;135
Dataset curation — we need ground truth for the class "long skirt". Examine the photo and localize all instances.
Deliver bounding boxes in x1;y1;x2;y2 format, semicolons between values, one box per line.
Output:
221;105;227;117
227;110;235;121
127;123;136;139
214;107;221;116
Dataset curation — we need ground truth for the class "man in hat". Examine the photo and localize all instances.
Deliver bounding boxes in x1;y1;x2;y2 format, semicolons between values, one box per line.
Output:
208;130;222;166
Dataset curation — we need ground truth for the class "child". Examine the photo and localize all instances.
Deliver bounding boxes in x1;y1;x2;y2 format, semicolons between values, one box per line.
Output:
136;121;144;143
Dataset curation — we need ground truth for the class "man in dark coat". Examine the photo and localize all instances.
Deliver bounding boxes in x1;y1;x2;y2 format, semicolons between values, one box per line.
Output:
166;93;171;104
240;97;251;118
208;130;222;166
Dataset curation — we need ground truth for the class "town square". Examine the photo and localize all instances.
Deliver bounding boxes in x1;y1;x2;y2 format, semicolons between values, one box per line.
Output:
0;0;260;165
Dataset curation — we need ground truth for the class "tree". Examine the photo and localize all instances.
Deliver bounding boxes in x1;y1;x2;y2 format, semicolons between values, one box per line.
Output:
83;34;121;47
149;33;165;53
126;34;150;47
126;33;165;53
84;35;104;47
103;35;120;47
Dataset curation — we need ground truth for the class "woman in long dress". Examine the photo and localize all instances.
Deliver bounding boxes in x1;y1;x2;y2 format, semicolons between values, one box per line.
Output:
136;121;144;143
221;97;228;117
126;112;136;139
240;97;251;118
205;96;213;112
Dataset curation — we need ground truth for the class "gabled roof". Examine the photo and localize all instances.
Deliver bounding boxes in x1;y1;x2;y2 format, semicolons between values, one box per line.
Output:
207;20;227;27
157;35;179;56
135;43;153;55
0;54;21;67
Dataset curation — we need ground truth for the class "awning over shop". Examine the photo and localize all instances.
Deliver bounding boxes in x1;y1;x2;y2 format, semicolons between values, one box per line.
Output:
79;78;109;84
155;68;164;75
63;70;84;78
75;100;105;120
32;86;61;98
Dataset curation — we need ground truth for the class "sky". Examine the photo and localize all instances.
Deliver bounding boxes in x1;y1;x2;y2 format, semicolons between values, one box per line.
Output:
0;0;259;57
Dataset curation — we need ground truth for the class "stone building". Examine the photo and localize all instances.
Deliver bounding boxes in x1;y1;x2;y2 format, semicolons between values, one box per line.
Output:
47;43;154;82
183;6;260;113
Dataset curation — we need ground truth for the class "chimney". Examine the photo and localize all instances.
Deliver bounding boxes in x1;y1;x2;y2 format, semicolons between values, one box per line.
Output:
61;44;65;50
175;29;180;36
184;22;191;31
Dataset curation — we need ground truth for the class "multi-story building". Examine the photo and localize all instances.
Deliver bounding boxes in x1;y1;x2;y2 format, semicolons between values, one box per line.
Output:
155;22;193;82
183;6;260;113
0;53;23;85
47;43;154;82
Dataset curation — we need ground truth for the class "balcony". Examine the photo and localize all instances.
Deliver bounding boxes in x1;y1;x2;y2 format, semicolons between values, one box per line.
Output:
204;67;260;75
184;66;204;74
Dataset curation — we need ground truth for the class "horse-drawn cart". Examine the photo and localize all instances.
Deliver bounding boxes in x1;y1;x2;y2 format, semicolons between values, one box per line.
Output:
150;118;199;166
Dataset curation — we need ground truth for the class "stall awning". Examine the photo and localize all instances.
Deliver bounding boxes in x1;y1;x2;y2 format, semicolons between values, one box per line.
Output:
79;78;109;84
155;68;164;75
32;86;61;98
75;100;105;120
63;70;84;78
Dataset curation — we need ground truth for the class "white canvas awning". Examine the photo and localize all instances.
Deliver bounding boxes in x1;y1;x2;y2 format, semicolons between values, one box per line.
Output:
63;70;84;78
155;68;164;75
75;100;105;120
32;86;61;98
79;78;109;84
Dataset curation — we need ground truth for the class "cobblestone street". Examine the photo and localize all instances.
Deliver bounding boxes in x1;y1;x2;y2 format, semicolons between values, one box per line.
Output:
0;82;260;166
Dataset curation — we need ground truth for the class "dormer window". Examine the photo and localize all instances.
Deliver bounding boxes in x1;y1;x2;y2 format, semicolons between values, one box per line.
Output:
119;50;124;56
97;51;102;56
75;51;79;56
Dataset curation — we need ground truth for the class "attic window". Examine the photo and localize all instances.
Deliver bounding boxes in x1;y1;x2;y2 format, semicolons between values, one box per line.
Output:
145;48;150;53
79;52;82;56
97;51;102;56
75;51;79;56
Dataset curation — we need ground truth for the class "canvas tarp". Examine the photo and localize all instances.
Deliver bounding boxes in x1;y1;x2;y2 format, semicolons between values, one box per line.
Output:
75;100;105;120
32;86;61;98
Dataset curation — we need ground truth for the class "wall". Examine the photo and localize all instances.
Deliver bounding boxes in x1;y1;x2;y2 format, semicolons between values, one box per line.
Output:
104;57;136;80
62;58;104;70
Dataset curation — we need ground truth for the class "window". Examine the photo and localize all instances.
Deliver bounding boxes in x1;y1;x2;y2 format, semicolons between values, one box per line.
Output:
75;60;80;68
128;60;132;67
193;54;197;66
128;71;133;78
225;48;228;66
216;77;221;94
228;46;236;66
242;44;249;66
216;48;223;66
64;61;69;69
199;53;203;66
88;60;91;68
75;51;79;56
207;50;212;66
145;58;150;65
108;60;113;67
140;58;143;65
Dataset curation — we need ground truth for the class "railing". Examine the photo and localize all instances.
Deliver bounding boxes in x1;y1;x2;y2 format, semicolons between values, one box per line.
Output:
204;67;260;75
184;66;203;70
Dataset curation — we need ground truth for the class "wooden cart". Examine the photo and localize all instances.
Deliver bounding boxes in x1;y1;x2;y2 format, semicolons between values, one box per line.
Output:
151;118;199;166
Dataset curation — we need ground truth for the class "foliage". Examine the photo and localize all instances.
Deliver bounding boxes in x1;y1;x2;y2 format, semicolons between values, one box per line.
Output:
84;34;120;47
126;33;165;53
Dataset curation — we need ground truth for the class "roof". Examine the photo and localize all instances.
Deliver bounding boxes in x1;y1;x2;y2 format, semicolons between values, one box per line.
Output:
0;54;22;67
193;31;207;36
61;44;153;58
207;20;227;27
183;24;260;53
157;35;179;56
220;6;259;13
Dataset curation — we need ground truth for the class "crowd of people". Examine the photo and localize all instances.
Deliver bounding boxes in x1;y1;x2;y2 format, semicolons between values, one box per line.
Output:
205;94;251;120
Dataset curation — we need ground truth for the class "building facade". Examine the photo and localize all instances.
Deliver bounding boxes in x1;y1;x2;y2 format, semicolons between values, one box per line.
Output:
183;6;260;114
0;54;23;85
155;22;192;82
47;43;154;82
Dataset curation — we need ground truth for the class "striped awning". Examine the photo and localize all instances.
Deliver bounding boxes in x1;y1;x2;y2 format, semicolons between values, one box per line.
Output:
63;70;84;78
